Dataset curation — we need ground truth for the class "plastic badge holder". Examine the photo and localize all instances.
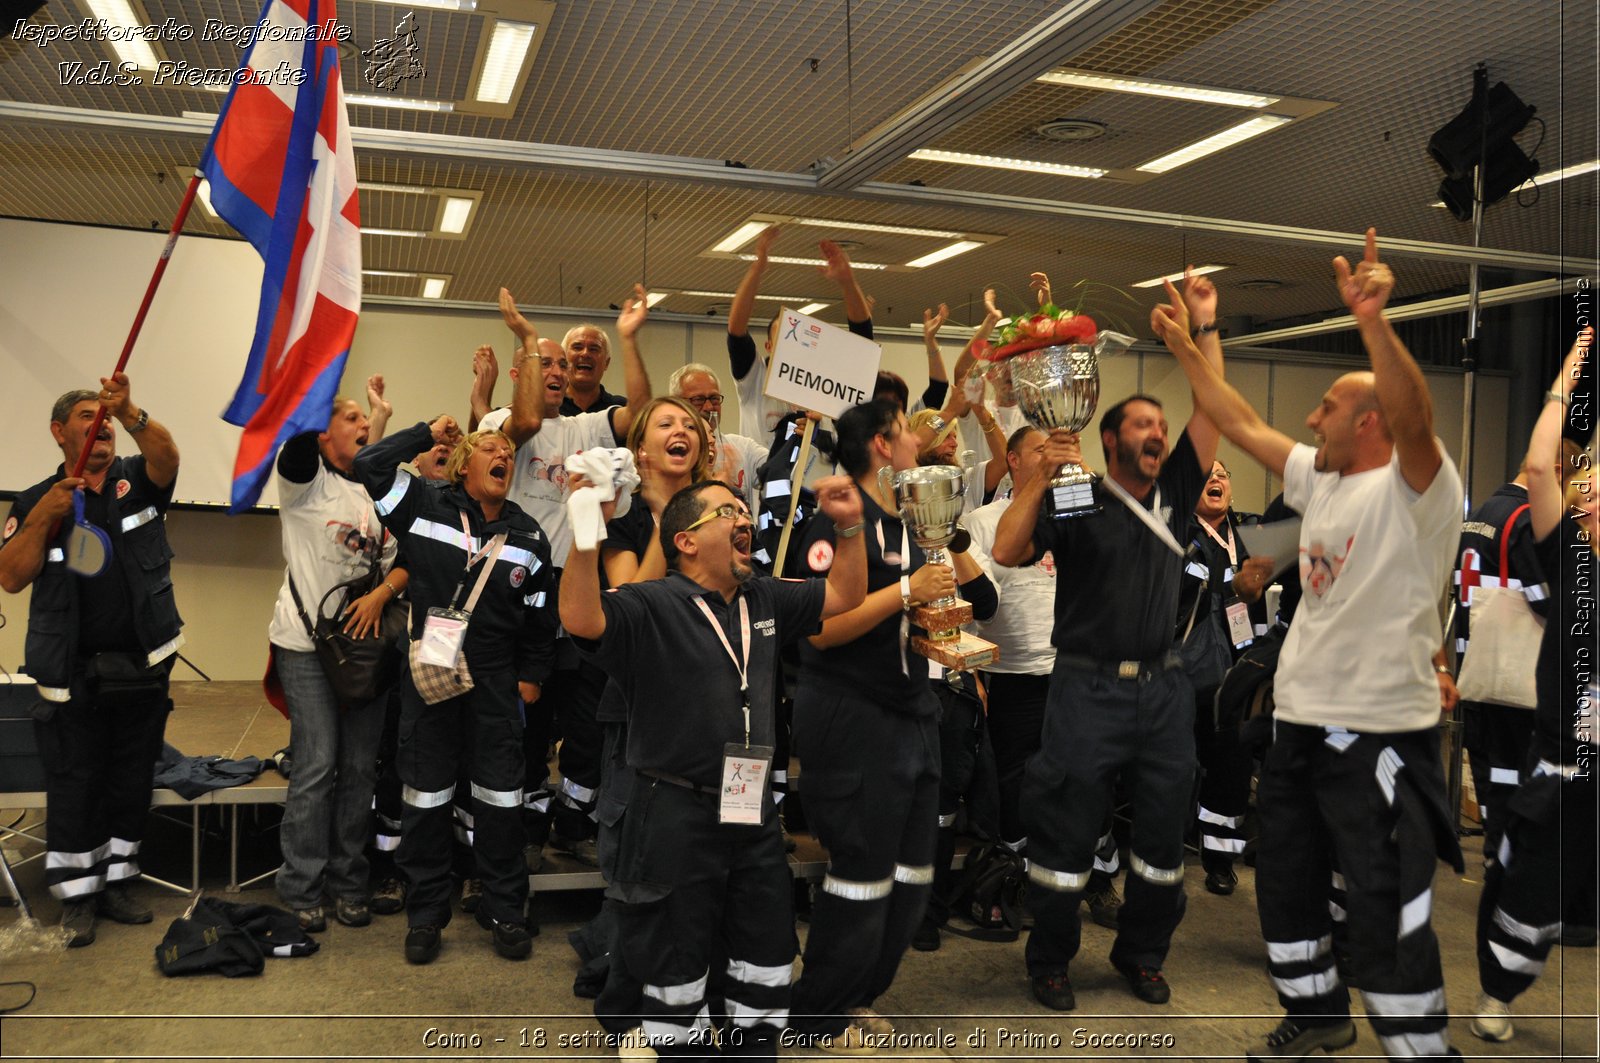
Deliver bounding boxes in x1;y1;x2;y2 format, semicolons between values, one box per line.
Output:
64;490;111;577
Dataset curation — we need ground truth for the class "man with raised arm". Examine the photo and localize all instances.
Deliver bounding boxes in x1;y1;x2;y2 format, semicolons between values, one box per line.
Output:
479;286;653;868
1152;230;1465;1062
1;373;181;946
988;273;1222;1014
560;475;866;1060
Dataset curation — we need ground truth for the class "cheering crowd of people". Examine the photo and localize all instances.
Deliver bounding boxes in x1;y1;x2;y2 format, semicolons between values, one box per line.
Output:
3;227;1593;1062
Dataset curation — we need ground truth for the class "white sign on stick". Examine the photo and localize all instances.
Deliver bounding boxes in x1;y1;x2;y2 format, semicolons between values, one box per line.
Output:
764;308;882;420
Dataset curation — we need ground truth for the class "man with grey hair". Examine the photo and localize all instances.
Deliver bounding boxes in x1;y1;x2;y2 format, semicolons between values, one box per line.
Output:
668;361;768;505
0;372;182;947
560;323;627;427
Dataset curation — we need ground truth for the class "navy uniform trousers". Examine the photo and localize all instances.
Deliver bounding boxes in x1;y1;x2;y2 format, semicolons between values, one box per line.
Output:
1257;721;1463;1061
1023;659;1194;975
791;687;940;1038
396;669;527;929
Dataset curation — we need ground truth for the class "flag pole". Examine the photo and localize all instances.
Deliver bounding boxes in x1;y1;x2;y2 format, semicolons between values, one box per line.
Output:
68;171;204;480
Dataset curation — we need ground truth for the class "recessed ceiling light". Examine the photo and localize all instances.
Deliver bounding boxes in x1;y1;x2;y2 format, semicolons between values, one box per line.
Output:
345;93;455;113
369;0;477;10
474;20;536;105
794;218;964;239
363;228;430;238
359;182;434;195
438;196;475;234
196;179;218;218
909;149;1106;180
645;292;669;308
81;0;159;69
1038;69;1279;109
363;269;423;278
680;289;824;303
795;302;829;315
421;277;448;299
905;240;983;269
1518;157;1600;192
1129;265;1229;289
711;221;772;254
1137;115;1293;174
738;254;890;271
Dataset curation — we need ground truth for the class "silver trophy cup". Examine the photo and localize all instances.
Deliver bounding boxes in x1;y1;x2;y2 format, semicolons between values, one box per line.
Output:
1005;332;1133;518
891;466;969;637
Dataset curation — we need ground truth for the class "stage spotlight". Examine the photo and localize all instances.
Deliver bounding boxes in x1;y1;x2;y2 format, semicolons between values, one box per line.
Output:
1437;145;1539;220
1428;79;1535;180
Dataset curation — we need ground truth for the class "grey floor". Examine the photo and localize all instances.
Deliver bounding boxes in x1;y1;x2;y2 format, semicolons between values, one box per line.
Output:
1;684;1595;1061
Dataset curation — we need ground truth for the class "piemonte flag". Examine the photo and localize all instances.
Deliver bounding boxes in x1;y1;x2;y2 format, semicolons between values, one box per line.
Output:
198;0;360;511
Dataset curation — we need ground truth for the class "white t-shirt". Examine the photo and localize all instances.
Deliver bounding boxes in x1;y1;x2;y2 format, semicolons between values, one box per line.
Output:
964;495;1057;675
479;406;615;569
270;459;399;653
711;430;768;504
734;356;795;442
1275;442;1463;732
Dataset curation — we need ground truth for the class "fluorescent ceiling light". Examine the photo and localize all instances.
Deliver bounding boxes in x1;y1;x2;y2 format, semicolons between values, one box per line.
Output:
369;0;477;10
680;290;823;303
1129;264;1229;289
904;240;983;269
795;302;829;315
739;254;889;271
82;0;159;69
645;292;669;308
363;269;423;278
909;149;1106;180
421;277;448;299
1518;157;1600;192
345;93;455;113
196;180;218;218
363;228;430;237
1137;115;1293;174
360;182;433;195
711;221;772;254
795;218;963;239
1038;70;1278;109
475;20;536;105
439;196;474;234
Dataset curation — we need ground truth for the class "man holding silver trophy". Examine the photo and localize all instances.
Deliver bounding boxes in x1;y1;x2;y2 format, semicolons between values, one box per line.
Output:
990;273;1224;1012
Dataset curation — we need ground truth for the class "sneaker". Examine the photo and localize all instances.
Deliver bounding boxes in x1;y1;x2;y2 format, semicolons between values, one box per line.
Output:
404;925;442;965
523;843;544;875
1204;865;1238;897
1085;881;1122;930
616;1026;658;1061
61;899;96;947
1245;1017;1357;1061
476;910;532;960
817;1022;879;1055
295;905;327;933
1114;961;1171;1004
459;878;482;913
911;917;941;952
1470;992;1515;1042
845;1007;894;1038
550;832;600;867
334;897;371;928
98;884;153;924
1030;972;1075;1011
370;877;407;916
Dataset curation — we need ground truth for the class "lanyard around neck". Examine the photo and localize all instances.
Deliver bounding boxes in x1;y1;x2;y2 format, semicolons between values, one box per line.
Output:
449;512;507;611
691;594;753;746
1198;516;1237;567
1101;477;1184;557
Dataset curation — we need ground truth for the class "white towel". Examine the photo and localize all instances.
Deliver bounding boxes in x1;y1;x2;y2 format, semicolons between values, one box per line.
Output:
565;448;639;552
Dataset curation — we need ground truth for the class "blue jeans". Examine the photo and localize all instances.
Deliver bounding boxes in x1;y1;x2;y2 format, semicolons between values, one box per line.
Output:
275;648;386;909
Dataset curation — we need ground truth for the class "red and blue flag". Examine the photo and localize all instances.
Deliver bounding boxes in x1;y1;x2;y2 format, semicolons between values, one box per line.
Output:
198;0;360;511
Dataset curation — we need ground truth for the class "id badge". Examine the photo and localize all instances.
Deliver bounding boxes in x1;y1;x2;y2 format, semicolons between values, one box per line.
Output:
719;743;774;825
1224;596;1254;649
419;606;470;668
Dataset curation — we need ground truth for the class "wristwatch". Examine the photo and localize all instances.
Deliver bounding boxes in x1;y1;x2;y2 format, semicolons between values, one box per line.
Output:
1191;322;1221;338
125;407;150;434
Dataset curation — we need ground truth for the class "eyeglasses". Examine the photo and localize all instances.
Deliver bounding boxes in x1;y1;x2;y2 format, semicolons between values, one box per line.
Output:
684;502;752;532
682;393;724;408
1208;468;1231;480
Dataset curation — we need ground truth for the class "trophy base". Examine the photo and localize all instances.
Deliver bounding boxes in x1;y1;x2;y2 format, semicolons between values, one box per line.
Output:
910;600;973;633
913;631;1000;672
1048;480;1101;519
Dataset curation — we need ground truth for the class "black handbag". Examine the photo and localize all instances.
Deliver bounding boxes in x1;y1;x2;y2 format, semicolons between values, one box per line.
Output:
288;563;405;706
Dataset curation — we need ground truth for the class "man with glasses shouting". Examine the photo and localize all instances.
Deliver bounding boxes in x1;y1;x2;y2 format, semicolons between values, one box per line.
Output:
561;475;866;1060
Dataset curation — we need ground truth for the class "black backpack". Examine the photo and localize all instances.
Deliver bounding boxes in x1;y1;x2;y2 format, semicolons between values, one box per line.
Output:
947;842;1028;942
